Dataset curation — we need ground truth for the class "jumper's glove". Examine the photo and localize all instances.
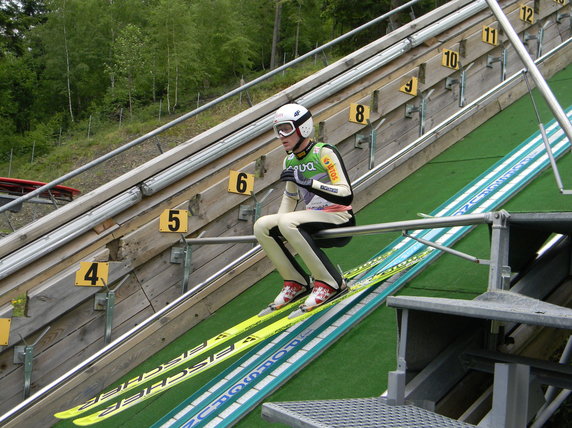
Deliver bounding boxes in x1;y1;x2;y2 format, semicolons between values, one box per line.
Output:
280;168;313;189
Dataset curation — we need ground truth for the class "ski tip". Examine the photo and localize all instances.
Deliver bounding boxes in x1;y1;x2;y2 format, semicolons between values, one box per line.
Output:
288;308;307;319
257;307;273;317
73;417;94;427
257;304;278;317
55;407;82;419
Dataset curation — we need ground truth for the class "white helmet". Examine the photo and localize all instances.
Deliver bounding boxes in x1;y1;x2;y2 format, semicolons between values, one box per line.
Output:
272;104;313;139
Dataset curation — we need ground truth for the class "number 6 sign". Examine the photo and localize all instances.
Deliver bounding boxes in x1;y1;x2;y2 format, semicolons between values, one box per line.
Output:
228;170;254;195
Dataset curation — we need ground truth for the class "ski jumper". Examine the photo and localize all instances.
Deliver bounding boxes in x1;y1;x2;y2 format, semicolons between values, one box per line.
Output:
254;141;355;289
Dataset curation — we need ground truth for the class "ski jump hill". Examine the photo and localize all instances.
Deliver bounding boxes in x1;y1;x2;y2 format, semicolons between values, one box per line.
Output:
0;0;571;426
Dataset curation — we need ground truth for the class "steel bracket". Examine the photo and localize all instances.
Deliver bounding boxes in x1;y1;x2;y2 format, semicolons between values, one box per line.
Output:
238;189;273;223
487;49;508;81
354;118;385;170
170;246;185;264
445;63;474;107
524;21;549;58
255;156;267;178
405;90;434;136
93;275;130;344
557;12;570;25
180;233;197;294
13;326;50;398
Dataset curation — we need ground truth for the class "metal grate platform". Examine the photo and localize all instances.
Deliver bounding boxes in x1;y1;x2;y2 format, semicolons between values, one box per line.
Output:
262;397;476;427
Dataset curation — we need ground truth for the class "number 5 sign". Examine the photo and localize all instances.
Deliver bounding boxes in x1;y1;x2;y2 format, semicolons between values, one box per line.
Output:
159;209;189;232
228;171;254;195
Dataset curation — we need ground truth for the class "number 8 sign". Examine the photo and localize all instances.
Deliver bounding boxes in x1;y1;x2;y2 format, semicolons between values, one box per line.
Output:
349;103;370;125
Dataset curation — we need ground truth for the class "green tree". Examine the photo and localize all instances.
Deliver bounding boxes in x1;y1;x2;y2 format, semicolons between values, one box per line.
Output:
149;0;202;114
191;0;258;86
32;0;151;122
111;23;148;117
281;0;328;61
0;0;47;57
321;0;392;52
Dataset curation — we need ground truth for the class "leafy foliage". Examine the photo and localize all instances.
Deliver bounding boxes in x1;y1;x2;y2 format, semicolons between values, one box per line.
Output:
0;0;436;173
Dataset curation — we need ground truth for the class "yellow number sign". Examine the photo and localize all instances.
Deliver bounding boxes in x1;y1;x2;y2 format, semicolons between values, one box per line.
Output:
442;49;460;70
400;77;418;96
519;4;535;24
159;209;189;232
228;171;254;195
75;262;109;287
0;319;11;346
482;25;499;46
349;103;370;124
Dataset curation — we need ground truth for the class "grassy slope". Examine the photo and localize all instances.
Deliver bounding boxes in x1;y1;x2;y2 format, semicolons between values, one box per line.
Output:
53;65;572;427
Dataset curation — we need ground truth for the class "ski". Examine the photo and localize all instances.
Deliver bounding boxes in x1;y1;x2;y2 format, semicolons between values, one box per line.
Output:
54;299;302;421
343;248;396;279
70;249;431;426
55;248;396;421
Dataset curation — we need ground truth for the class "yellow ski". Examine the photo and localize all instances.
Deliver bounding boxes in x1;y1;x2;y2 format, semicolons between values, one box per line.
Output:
54;301;296;420
55;249;397;420
70;249;430;426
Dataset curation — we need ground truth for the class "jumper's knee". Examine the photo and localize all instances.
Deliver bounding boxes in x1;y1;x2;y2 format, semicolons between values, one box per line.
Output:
276;216;298;239
254;215;273;238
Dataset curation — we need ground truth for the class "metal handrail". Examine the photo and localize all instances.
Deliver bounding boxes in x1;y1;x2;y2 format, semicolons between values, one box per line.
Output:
184;212;493;246
0;0;424;216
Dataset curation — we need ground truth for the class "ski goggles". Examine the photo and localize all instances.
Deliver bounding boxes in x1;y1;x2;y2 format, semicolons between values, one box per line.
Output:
273;121;297;138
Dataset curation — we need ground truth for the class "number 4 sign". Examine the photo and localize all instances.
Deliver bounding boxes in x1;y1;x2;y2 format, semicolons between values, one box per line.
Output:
75;262;109;287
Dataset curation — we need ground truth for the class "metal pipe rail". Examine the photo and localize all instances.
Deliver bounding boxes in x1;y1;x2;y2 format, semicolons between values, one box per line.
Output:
184;212;494;246
0;0;425;215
